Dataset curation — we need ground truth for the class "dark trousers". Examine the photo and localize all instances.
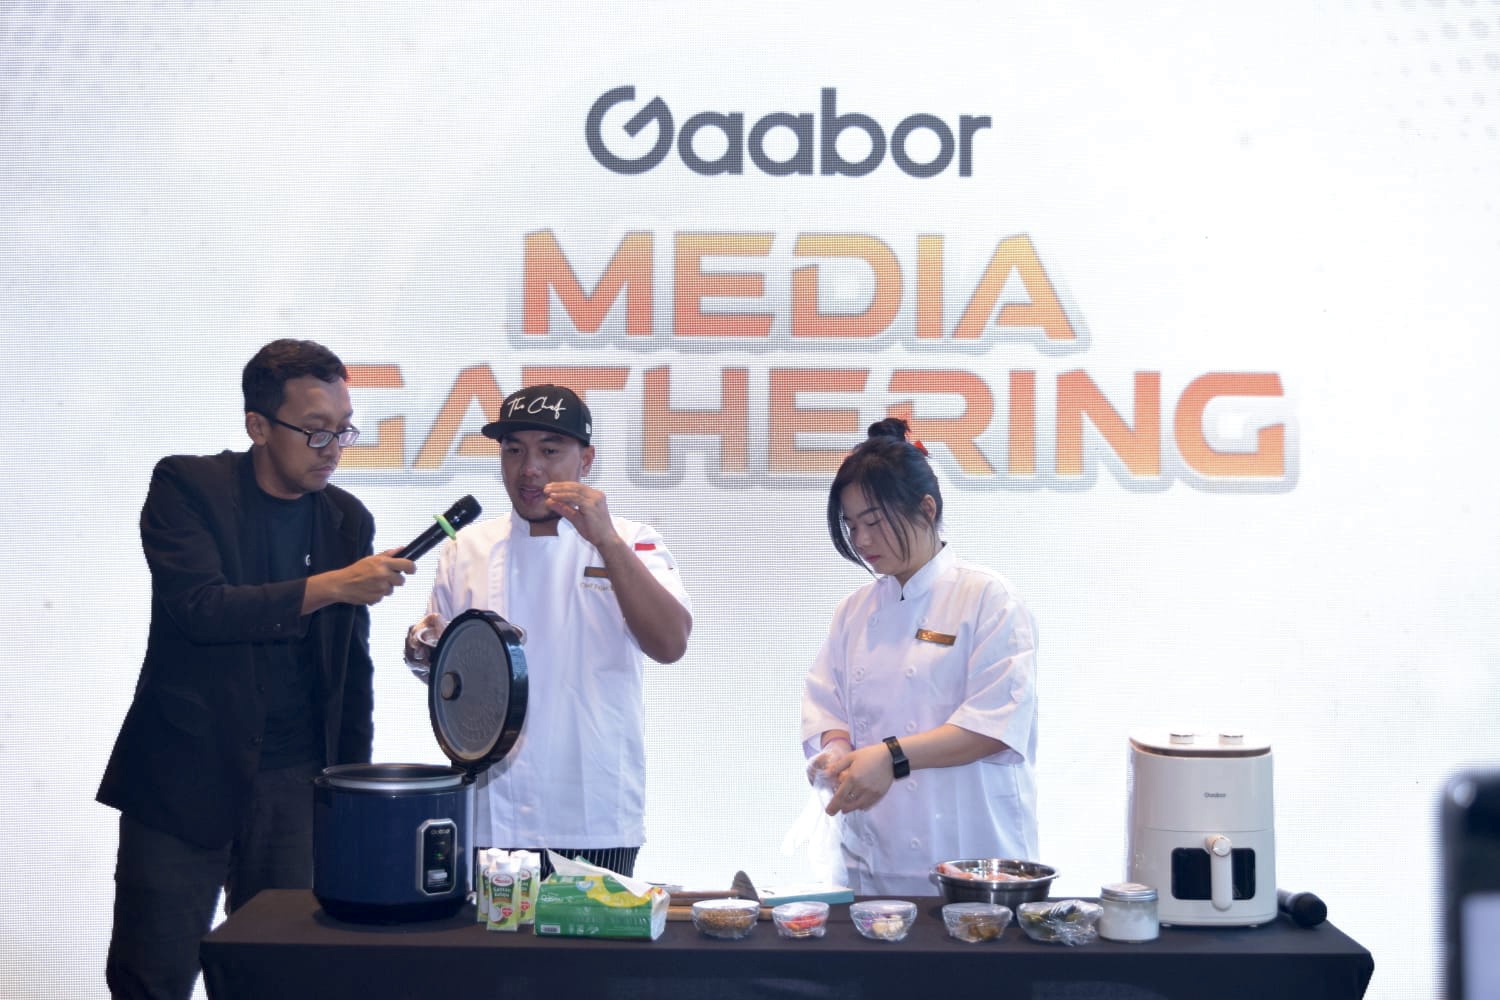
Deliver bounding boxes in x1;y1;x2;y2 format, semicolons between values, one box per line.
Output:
105;761;321;1000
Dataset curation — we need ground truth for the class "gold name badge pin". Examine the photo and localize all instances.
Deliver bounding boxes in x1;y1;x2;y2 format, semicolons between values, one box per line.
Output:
914;628;956;646
583;566;609;579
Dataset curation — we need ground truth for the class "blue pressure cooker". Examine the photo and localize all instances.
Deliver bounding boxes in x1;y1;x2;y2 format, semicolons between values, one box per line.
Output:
312;610;527;923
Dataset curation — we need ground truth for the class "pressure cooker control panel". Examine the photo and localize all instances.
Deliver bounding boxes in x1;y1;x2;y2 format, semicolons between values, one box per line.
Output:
417;819;458;896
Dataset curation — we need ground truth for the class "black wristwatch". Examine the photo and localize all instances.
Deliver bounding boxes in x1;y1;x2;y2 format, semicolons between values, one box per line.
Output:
883;736;911;779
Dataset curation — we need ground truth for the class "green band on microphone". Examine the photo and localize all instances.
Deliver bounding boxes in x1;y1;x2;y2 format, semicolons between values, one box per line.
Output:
435;513;457;539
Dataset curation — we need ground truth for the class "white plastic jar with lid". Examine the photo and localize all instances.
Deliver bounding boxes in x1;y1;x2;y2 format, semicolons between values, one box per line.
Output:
1098;882;1159;942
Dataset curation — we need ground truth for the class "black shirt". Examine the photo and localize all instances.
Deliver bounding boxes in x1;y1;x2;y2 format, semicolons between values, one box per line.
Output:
247;486;323;769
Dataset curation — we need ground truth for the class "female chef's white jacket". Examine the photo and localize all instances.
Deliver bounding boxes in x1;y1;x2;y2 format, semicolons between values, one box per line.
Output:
801;544;1039;895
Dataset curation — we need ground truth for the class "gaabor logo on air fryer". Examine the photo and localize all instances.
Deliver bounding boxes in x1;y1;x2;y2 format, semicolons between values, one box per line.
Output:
585;86;992;178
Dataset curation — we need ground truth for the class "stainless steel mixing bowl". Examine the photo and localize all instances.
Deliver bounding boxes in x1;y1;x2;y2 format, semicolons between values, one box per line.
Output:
930;858;1058;909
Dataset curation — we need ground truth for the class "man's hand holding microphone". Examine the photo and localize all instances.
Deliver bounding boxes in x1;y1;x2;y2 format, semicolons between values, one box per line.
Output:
304;495;483;618
302;550;416;615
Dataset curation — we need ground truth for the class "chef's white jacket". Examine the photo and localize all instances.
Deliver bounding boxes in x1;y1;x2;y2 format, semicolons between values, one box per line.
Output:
414;511;691;849
801;544;1039;895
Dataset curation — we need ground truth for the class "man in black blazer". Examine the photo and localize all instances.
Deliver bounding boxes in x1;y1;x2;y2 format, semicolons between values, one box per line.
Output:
97;340;415;1000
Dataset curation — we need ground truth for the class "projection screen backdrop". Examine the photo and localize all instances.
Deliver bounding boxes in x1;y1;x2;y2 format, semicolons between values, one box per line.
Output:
2;4;1497;998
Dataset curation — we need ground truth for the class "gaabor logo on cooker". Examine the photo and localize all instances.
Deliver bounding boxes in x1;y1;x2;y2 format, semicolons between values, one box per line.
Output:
586;86;991;178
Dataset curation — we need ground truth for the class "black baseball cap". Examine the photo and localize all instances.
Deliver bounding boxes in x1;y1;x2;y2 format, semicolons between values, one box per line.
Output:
481;384;593;445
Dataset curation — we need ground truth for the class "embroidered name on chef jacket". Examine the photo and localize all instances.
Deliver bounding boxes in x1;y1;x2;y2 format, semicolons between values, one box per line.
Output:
914;628;957;646
581;565;613;592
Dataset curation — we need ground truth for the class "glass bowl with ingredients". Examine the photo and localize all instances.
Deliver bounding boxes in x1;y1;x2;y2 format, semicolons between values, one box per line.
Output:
772;901;830;939
942;901;1012;942
691;898;760;940
850;899;917;942
1017;898;1102;946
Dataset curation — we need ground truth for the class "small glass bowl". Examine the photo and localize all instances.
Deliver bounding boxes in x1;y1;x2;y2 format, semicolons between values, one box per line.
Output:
1017;898;1102;945
850;899;918;942
942;901;1012;942
772;901;830;939
691;898;759;940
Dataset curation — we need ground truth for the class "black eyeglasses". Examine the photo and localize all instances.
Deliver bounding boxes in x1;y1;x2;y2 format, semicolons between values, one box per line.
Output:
259;413;360;449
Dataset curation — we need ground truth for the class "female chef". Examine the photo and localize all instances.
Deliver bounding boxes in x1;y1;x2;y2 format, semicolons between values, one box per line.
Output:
800;418;1039;895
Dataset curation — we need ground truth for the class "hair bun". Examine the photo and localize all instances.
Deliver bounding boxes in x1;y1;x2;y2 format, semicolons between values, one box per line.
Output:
866;417;911;442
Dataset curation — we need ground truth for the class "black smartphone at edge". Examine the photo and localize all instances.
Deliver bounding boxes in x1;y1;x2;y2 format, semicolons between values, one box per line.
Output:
1443;769;1500;1000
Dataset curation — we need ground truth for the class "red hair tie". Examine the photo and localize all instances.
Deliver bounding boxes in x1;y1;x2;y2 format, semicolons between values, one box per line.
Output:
911;437;929;456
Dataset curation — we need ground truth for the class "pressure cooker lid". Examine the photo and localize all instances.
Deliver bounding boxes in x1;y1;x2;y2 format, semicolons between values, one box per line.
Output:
428;609;528;775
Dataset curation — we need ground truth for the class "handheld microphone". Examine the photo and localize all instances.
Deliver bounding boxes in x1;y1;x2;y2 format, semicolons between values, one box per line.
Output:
1276;888;1328;928
396;495;482;561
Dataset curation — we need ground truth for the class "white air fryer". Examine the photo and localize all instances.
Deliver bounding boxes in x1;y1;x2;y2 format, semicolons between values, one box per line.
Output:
1126;730;1276;927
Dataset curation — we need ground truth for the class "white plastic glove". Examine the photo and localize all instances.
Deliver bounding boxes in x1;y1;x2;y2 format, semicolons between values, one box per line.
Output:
806;738;853;806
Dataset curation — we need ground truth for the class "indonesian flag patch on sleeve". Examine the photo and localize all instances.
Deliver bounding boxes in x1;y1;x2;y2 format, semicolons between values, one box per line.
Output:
634;542;656;551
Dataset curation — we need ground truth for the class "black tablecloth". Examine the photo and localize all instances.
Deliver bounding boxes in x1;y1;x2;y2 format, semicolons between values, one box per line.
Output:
201;890;1373;1000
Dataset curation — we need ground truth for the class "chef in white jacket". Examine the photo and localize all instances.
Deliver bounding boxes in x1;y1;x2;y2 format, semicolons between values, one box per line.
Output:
404;384;692;877
801;418;1038;895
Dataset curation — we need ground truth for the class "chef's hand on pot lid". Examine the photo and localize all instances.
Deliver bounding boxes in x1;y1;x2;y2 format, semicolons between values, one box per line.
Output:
404;612;449;665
